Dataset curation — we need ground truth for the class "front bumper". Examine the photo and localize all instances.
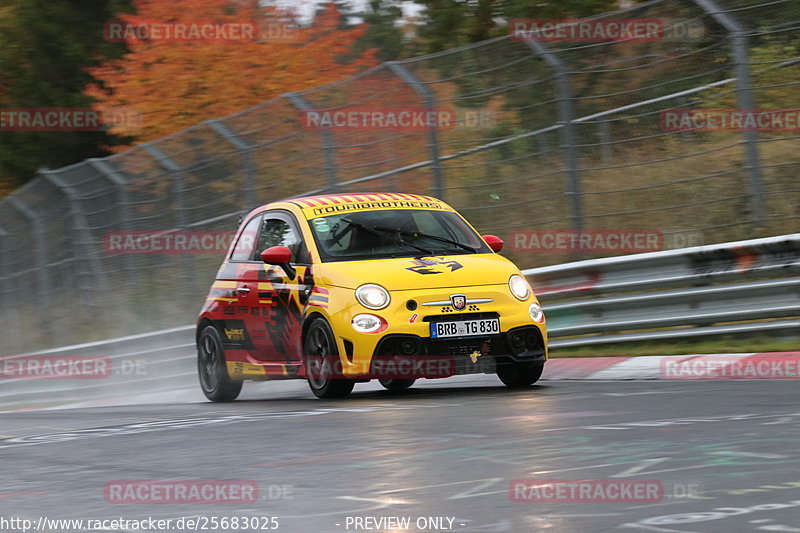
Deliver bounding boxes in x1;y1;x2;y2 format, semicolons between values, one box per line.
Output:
365;325;546;379
329;284;548;378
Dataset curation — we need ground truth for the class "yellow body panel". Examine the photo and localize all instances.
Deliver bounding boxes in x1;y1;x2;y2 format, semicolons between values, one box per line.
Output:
302;254;547;377
319;288;546;376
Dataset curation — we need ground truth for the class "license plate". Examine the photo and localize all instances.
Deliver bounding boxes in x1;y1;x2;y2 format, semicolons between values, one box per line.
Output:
430;318;500;339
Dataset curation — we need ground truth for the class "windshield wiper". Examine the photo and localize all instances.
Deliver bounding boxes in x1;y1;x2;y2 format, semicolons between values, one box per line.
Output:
372;226;478;253
337;219;435;255
330;218;369;247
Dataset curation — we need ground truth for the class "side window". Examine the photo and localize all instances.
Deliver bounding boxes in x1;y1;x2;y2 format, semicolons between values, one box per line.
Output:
255;215;310;264
230;215;261;261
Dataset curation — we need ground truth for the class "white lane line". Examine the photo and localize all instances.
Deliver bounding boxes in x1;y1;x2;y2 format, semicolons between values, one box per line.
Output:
338;496;415;504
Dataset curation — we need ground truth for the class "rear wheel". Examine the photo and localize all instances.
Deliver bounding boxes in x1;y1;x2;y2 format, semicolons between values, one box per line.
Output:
304;319;355;399
497;361;544;388
379;378;416;391
197;325;242;402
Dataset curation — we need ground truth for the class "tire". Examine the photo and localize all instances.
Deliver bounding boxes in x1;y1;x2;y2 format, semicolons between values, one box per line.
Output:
197;325;243;402
304;318;355;399
379;378;416;391
497;361;544;388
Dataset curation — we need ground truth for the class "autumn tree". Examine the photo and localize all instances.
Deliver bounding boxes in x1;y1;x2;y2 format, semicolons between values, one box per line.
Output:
87;0;378;142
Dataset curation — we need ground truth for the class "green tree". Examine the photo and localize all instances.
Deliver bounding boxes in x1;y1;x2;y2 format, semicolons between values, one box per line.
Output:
415;0;618;53
0;0;132;191
314;0;406;62
354;0;405;61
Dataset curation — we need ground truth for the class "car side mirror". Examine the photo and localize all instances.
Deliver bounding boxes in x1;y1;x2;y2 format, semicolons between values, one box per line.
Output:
483;235;504;252
260;246;296;280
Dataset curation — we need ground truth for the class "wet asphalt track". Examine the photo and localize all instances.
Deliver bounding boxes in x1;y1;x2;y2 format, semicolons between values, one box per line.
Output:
1;376;799;533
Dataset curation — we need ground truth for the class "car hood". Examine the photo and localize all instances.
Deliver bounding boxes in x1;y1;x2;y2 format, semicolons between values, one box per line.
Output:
316;254;521;291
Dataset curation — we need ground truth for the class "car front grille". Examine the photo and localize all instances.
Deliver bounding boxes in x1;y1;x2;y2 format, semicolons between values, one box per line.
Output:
422;312;500;323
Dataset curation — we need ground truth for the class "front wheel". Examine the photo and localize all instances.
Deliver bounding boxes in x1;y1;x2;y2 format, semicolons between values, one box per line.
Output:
379;378;416;391
497;361;544;388
304;319;355;399
197;325;242;402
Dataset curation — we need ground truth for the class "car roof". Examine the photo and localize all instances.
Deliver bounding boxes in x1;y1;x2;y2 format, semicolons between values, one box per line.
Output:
245;192;454;222
288;192;442;208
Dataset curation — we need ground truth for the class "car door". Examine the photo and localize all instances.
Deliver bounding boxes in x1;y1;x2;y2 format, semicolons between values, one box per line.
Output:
245;210;312;364
213;214;262;356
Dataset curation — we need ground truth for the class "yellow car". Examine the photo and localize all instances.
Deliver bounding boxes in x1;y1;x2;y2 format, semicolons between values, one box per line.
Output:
197;193;547;399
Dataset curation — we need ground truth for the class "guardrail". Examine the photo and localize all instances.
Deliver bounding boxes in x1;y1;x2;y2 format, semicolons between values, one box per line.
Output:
525;234;800;347
0;326;196;409
2;234;798;409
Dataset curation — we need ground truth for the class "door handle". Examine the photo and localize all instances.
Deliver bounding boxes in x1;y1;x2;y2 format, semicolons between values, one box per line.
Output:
237;287;251;294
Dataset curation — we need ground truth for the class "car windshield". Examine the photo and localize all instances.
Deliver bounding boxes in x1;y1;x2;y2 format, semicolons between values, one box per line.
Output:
309;209;490;262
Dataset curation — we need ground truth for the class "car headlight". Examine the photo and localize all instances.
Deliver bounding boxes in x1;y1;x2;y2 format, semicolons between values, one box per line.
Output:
509;274;531;301
529;303;545;323
356;284;391;310
352;314;386;334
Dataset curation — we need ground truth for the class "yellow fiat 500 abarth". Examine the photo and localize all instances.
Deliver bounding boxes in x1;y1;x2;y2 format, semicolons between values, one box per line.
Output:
197;193;547;399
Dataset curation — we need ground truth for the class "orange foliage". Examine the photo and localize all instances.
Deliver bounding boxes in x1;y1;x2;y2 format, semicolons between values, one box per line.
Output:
86;0;378;142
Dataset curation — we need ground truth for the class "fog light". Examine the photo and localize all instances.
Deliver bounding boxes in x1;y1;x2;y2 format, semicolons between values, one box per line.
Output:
400;339;419;355
529;303;545;323
352;314;385;334
525;331;539;350
510;332;525;349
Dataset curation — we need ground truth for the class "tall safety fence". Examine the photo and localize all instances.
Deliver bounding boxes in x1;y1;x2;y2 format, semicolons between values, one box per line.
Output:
0;0;798;353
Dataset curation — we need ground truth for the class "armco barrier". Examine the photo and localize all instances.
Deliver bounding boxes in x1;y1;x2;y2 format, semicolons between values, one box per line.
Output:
527;233;800;347
0;326;196;409
1;235;797;408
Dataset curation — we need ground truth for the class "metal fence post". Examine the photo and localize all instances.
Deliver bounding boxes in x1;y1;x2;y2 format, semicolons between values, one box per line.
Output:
0;225;20;352
39;168;111;310
144;145;187;230
87;158;139;288
143;144;194;294
693;0;764;228
385;62;446;200
284;93;339;192
523;39;584;232
7;195;53;342
206;120;257;208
